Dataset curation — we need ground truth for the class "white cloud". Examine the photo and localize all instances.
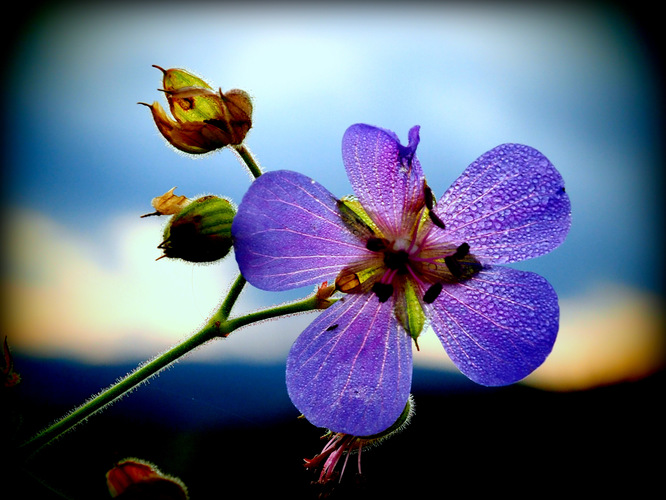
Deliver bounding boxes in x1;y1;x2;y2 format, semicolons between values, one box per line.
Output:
2;209;314;363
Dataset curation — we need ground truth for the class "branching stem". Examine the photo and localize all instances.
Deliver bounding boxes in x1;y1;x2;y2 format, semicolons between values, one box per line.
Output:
20;275;321;458
20;143;277;458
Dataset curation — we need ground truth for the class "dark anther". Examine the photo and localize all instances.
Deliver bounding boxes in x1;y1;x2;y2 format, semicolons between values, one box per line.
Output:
423;282;443;304
428;210;446;230
454;242;470;258
384;250;409;272
326;324;339;331
444;256;462;278
424;183;434;210
372;282;394;303
366;237;388;252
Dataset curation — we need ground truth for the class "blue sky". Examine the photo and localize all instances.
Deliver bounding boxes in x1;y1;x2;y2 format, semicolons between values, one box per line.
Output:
3;3;663;388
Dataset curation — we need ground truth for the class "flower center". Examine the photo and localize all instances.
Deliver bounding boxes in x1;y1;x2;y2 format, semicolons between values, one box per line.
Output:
333;185;481;305
364;226;478;304
384;249;410;273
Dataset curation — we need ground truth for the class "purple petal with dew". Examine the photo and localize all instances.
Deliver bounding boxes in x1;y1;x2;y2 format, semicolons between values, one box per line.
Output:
342;124;426;239
426;266;559;386
429;144;571;264
286;292;413;436
232;170;369;291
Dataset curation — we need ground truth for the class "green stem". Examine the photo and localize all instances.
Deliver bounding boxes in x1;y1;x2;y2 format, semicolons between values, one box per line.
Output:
224;294;320;333
217;274;247;323
20;324;216;459
233;143;263;179
19;281;321;459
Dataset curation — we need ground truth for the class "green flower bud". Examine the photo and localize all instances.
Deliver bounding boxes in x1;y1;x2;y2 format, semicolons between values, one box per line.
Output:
158;195;235;263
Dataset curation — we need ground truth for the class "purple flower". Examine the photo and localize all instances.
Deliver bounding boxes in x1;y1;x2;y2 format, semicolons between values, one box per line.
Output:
232;124;571;436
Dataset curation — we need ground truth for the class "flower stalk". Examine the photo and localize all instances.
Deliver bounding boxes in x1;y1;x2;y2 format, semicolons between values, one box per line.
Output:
19;274;325;458
233;143;263;179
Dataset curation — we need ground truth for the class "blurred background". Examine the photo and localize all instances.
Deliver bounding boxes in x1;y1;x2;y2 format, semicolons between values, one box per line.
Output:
3;2;663;498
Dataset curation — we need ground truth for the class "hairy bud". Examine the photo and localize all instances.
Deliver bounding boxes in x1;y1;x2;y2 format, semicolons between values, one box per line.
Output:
158;195;236;263
140;65;252;154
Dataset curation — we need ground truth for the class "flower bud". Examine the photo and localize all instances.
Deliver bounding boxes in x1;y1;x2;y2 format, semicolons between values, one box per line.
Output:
106;458;188;499
139;65;252;154
2;336;20;389
158;195;236;263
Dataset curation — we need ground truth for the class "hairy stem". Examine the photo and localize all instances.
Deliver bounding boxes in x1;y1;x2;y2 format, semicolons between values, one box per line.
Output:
21;143;269;457
20;281;321;458
233;143;263;179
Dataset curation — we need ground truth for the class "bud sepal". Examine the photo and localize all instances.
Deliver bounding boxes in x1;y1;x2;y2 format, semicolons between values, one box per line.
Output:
158;195;236;263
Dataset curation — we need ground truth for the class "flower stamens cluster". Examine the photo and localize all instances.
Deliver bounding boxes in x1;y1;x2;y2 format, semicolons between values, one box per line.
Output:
303;396;414;485
333;178;482;345
304;432;363;484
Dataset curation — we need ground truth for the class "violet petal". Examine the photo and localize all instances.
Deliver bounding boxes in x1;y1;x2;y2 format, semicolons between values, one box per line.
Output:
426;266;559;386
286;293;413;436
232;170;368;291
431;144;571;264
342;124;426;239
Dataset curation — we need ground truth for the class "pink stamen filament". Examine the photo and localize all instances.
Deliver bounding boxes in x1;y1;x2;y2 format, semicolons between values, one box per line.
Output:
406;204;428;254
339;447;351;482
405;262;428;289
380;268;399;285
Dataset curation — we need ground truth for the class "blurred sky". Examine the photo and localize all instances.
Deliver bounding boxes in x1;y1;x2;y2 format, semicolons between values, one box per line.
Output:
2;2;664;390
